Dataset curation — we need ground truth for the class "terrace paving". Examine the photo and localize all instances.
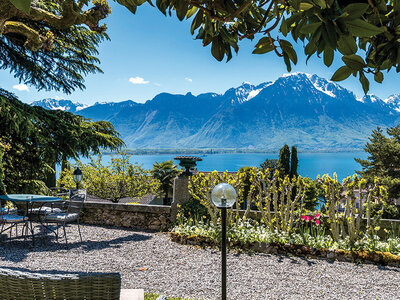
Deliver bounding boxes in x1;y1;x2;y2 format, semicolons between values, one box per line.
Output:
0;224;399;300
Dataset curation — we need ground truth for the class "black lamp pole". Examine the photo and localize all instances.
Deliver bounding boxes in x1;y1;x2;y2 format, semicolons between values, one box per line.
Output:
221;206;227;300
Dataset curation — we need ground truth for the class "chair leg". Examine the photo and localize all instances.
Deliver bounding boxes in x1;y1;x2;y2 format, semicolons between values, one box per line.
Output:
63;223;68;244
0;223;4;240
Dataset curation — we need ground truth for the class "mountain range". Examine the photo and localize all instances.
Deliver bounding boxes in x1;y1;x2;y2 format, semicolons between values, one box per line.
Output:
31;73;400;151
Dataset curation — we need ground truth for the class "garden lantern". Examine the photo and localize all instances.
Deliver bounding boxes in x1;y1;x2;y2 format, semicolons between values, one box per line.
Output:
211;183;236;300
72;167;83;189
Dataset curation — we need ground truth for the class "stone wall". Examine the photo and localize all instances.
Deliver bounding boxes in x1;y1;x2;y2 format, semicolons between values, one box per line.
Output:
81;202;171;231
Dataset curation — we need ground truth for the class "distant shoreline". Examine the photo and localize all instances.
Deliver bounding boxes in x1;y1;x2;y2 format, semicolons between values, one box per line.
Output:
101;148;364;155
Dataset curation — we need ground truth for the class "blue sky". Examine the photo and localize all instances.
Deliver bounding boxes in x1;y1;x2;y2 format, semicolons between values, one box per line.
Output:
1;2;400;104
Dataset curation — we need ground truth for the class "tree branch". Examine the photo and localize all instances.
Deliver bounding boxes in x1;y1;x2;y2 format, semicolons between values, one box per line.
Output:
3;21;44;51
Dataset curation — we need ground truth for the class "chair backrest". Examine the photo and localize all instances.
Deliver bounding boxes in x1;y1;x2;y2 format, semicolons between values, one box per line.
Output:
49;187;70;197
0;267;121;300
68;189;86;214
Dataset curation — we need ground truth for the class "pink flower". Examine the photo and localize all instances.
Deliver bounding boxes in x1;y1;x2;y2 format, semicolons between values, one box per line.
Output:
315;213;321;219
301;215;306;221
305;216;311;222
310;216;315;221
315;220;321;226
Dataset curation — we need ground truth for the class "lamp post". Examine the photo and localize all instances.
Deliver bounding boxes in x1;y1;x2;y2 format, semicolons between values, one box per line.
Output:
211;183;236;300
72;167;83;190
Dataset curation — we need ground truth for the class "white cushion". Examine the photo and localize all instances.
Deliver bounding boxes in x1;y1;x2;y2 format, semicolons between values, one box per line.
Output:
30;207;63;215
0;214;28;223
44;213;78;222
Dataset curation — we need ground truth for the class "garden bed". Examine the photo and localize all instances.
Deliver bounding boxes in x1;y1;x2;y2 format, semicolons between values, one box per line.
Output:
170;232;400;267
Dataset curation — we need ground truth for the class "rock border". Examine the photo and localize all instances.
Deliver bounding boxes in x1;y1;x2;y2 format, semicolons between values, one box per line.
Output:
170;232;400;267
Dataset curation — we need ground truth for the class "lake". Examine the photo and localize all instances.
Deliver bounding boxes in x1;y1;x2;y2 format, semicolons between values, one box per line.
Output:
72;151;367;181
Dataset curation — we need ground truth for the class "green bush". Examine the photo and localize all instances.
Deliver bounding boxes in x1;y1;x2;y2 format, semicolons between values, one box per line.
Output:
371;203;400;220
179;198;210;221
58;153;159;203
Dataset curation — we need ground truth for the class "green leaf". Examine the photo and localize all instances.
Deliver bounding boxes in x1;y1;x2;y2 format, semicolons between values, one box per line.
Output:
283;53;292;72
323;22;337;49
359;72;370;94
280;18;289;36
343;3;370;18
331;66;352;81
345;19;384;37
253;43;274;54
299;2;313;10
175;0;188;21
190;11;203;35
8;0;31;13
374;71;383;83
300;22;322;35
305;40;317;55
155;0;166;15
342;54;366;70
280;40;297;64
186;6;198;19
323;48;334;67
337;34;357;55
211;37;225;61
313;0;326;9
255;37;270;47
117;0;138;14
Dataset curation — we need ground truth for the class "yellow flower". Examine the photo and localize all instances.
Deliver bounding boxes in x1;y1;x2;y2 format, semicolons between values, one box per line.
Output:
374;226;380;231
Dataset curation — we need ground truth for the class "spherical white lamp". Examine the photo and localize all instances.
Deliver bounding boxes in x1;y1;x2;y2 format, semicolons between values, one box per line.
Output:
211;183;236;208
211;182;236;300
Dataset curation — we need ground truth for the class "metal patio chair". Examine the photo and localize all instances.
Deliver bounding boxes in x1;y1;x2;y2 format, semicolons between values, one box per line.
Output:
30;187;70;217
0;204;29;240
43;189;86;244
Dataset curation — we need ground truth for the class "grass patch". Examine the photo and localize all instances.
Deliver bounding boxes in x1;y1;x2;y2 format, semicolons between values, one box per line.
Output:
145;293;198;300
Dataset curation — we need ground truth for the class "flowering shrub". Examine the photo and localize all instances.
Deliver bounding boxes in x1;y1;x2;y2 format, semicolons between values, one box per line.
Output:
184;171;392;254
173;218;400;255
320;174;388;243
58;153;159;202
189;168;307;234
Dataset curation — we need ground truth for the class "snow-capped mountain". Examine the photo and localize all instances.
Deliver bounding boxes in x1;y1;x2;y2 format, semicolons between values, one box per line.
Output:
31;99;90;113
30;73;400;151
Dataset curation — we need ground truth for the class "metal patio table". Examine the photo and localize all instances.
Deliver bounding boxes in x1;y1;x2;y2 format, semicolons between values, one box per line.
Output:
0;194;63;245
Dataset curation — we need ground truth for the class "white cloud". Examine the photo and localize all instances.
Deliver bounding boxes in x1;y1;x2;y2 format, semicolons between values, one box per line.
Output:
129;76;149;85
185;77;193;82
13;83;29;91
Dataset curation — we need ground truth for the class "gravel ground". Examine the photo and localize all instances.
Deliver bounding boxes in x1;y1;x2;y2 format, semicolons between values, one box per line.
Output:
0;224;400;300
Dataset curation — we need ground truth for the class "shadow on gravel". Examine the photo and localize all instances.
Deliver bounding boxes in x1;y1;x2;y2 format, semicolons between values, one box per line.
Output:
0;226;152;263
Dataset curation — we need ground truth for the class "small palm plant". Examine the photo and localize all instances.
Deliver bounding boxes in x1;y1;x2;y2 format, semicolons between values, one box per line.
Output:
151;160;181;205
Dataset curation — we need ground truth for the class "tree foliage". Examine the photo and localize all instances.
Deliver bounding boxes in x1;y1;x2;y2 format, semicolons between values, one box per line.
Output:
59;153;159;203
290;145;298;178
4;0;400;93
278;144;291;176
119;0;400;93
0;89;124;193
356;126;400;200
151;160;181;205
1;0;110;93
